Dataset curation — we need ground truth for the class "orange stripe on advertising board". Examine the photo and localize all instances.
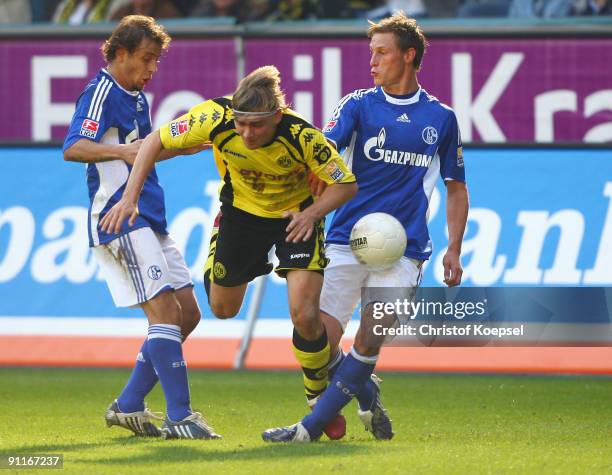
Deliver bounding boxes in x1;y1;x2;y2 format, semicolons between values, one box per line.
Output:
1;336;610;375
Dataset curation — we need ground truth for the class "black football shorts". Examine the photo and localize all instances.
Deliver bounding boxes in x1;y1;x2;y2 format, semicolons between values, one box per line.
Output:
203;205;327;292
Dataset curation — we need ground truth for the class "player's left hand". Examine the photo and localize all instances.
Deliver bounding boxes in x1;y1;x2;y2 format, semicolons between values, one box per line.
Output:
284;210;315;243
443;249;463;287
99;198;139;235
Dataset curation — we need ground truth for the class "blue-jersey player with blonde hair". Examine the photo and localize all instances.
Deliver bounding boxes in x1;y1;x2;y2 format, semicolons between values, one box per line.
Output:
263;12;469;443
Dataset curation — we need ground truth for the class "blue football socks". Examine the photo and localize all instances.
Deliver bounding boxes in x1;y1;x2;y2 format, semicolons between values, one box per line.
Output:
356;374;378;412
302;347;377;438
147;324;192;422
326;349;378;410
117;338;159;413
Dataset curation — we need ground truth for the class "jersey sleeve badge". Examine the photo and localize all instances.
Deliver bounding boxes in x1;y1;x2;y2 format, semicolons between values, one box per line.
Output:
323;120;337;133
170;119;189;137
457;146;464;167
325;160;346;182
79;119;99;139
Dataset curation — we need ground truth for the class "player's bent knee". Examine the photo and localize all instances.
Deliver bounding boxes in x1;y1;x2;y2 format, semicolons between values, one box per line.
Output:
209;301;239;319
212;312;237;320
289;302;318;323
291;306;323;339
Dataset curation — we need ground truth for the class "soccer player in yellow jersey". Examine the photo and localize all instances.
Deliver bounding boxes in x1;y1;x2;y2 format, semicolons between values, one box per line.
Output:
101;66;358;439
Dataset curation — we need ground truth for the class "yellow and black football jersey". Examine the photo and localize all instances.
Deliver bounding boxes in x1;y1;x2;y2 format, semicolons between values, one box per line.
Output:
159;97;356;218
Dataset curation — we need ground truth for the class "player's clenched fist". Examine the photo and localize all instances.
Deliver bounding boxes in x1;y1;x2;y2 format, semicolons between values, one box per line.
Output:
443;250;463;287
120;139;144;165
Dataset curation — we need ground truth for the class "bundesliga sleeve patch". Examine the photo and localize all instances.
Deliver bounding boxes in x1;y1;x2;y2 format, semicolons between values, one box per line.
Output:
79;119;99;139
322;120;337;133
170;119;189;137
325;160;345;182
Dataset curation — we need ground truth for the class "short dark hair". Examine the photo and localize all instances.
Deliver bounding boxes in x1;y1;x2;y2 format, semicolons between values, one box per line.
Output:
367;12;427;70
101;15;171;62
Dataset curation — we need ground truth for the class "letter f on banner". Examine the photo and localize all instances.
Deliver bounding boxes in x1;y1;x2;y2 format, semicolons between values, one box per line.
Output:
452;52;524;142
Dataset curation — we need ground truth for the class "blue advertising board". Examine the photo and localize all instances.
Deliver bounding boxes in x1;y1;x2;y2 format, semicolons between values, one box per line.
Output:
1;147;611;321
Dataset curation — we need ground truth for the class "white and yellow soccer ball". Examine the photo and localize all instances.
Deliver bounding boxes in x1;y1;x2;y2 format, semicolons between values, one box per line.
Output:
349;212;407;269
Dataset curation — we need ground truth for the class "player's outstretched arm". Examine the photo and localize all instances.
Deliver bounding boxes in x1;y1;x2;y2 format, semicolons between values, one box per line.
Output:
156;142;212;161
443;180;469;287
63;138;143;165
284;182;358;243
99;130;163;234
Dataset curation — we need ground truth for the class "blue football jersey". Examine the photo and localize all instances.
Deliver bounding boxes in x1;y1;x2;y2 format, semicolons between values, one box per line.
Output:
324;87;465;261
63;69;167;247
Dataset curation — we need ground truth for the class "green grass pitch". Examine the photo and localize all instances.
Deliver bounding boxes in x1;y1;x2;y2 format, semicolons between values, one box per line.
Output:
0;368;610;474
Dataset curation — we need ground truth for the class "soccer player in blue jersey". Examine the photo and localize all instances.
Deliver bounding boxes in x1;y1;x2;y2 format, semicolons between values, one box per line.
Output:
63;16;218;440
263;12;469;442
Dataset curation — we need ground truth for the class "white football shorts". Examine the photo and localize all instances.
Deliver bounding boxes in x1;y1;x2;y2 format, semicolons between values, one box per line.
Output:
92;227;193;307
320;244;423;330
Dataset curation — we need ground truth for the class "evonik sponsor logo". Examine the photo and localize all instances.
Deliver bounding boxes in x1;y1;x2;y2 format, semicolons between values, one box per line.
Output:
239;168;304;181
363;128;433;167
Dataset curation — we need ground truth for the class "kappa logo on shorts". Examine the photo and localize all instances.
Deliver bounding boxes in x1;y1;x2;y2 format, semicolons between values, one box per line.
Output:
213;261;227;279
147;265;162;280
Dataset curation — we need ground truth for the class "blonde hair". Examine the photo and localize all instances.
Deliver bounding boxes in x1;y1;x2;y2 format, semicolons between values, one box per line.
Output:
233;65;288;113
367;12;427;70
